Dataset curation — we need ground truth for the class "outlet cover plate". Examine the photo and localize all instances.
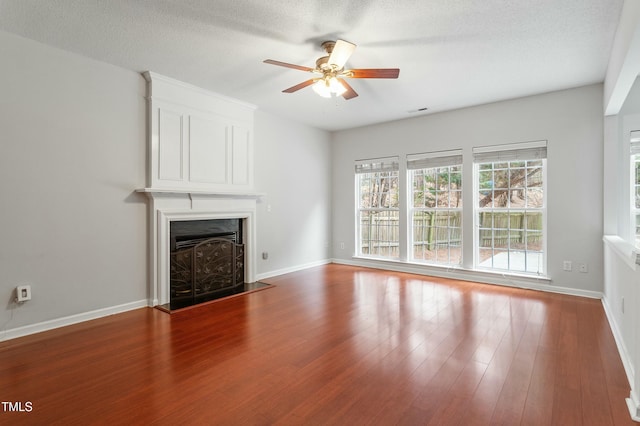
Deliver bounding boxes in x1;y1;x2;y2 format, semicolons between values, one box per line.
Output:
16;284;31;302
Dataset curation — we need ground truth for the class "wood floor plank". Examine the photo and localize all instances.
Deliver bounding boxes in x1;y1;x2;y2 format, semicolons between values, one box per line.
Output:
489;301;544;425
576;298;617;426
521;345;558;425
0;264;633;425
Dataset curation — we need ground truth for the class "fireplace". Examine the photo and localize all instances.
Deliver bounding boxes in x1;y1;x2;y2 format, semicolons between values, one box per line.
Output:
137;72;261;309
136;190;261;309
169;219;245;309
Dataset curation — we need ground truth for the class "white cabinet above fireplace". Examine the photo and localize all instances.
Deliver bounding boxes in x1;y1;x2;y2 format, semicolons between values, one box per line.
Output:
143;72;256;192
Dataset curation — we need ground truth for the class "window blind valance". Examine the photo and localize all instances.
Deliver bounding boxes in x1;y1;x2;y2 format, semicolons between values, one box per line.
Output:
473;140;547;163
406;149;463;170
631;131;640;155
355;156;399;174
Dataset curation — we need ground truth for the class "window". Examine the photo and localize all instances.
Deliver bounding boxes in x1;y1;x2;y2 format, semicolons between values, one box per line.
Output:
632;131;640;247
356;157;400;258
408;151;463;266
473;142;547;274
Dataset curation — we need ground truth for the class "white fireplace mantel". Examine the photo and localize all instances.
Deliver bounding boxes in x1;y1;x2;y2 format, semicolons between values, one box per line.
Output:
136;188;265;199
140;189;263;307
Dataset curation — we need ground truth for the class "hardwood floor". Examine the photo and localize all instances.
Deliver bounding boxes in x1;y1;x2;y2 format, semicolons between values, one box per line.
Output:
0;264;634;425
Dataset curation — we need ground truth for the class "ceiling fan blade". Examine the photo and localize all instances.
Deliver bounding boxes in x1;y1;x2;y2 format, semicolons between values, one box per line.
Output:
338;78;358;100
328;39;356;69
282;79;316;93
348;68;400;79
264;59;314;72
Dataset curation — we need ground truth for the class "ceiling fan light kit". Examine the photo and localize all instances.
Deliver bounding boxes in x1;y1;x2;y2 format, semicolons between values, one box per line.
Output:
312;76;347;98
264;39;399;100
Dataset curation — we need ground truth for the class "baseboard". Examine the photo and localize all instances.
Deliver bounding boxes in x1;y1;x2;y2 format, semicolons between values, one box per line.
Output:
0;299;149;342
603;296;639;424
256;259;332;281
601;296;636;387
626;391;640;422
332;258;603;299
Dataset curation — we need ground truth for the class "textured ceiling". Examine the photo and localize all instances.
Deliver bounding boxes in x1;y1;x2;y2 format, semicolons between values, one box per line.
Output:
0;0;624;131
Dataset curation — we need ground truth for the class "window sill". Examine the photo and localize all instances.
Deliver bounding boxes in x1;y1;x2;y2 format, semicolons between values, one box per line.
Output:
603;235;639;270
349;255;555;290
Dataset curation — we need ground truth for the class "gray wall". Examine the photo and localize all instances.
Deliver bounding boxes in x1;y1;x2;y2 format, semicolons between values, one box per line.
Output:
0;30;148;332
331;84;604;293
254;110;332;278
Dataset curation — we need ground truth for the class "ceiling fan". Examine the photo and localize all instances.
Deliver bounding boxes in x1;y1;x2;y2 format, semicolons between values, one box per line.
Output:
264;39;400;100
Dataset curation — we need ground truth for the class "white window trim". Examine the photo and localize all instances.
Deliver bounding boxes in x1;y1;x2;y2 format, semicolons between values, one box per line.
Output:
407;149;464;267
630;131;640;249
351;146;553;280
472;141;548;276
355;156;400;260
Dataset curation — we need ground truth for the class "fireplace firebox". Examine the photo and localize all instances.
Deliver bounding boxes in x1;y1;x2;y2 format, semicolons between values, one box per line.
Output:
169;219;244;310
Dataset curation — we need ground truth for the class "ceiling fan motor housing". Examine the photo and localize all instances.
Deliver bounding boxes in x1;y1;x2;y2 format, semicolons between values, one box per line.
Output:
316;56;336;72
321;41;336;54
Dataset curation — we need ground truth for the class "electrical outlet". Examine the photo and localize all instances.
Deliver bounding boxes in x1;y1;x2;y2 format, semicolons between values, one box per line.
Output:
340;242;345;250
16;284;31;302
578;263;588;273
262;252;269;260
563;260;572;272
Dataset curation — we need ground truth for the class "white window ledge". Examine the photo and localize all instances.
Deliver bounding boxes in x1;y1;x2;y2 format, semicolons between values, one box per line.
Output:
340;255;608;298
603;235;639;270
351;255;550;281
